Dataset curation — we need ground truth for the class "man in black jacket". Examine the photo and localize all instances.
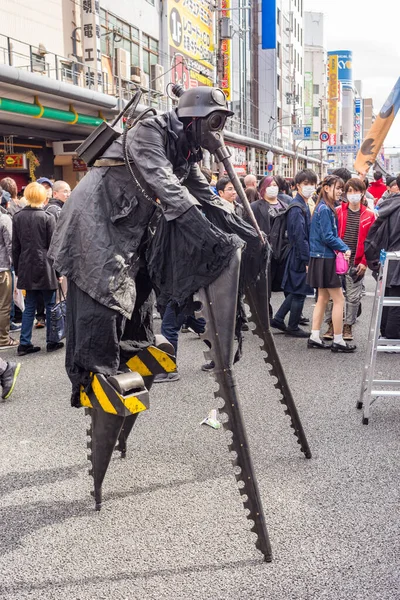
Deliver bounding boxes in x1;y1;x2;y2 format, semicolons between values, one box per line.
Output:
46;181;71;222
48;87;251;406
375;177;400;338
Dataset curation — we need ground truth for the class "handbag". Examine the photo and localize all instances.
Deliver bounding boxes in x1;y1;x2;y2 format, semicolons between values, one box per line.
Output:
335;252;349;275
48;285;67;344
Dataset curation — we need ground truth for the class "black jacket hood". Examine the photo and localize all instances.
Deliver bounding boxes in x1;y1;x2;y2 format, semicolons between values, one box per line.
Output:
378;193;400;218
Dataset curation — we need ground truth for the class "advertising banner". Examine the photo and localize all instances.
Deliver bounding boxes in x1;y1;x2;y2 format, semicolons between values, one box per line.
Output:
81;0;102;90
304;72;313;126
226;142;247;175
354;98;362;148
220;0;231;100
327;54;338;145
261;0;276;50
168;0;214;90
329;50;352;90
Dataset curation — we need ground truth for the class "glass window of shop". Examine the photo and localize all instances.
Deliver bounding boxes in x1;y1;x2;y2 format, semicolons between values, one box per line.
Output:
142;36;159;75
100;10;141;68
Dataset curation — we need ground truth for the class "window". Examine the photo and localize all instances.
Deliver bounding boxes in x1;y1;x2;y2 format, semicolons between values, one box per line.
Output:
277;8;281;26
313;84;320;95
142;35;159;75
145;0;155;4
277;42;281;59
277;75;281;91
313;107;319;117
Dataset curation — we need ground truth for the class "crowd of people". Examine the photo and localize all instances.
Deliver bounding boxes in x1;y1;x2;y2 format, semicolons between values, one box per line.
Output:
1;166;399;394
0;176;71;399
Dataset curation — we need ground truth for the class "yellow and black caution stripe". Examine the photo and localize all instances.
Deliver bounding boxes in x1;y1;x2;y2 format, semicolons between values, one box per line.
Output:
126;345;176;378
80;373;149;417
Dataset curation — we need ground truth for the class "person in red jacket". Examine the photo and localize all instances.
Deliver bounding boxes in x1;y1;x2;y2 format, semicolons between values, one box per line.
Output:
323;178;375;341
368;171;387;205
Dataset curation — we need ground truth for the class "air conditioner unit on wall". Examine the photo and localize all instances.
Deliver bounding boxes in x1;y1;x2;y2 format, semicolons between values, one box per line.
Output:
140;72;149;89
131;65;141;83
115;48;130;81
150;63;164;94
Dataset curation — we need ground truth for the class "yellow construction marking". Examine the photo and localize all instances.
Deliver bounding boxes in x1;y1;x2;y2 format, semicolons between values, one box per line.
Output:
147;346;176;373
118;392;148;415
126;355;152;376
92;376;118;414
80;387;93;408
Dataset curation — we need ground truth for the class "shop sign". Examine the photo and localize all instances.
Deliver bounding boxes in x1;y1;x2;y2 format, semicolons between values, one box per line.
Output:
2;154;27;170
169;0;214;90
226;143;247;175
72;158;88;172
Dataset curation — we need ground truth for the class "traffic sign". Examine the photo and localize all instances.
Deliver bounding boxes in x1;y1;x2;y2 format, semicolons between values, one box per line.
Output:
320;131;329;142
326;144;358;154
267;164;273;171
293;126;312;140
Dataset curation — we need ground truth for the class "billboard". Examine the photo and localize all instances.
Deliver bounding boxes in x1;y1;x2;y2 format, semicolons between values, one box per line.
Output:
327;54;338;145
168;0;214;90
220;0;231;100
304;72;313;126
354;98;362;148
261;0;276;50
329;50;353;90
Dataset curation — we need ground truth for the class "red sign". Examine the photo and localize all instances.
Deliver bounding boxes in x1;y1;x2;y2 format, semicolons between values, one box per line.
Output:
72;158;88;172
3;154;27;170
226;143;247;176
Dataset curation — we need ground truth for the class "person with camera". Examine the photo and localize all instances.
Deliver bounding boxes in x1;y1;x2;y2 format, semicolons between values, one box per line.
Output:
323;178;375;343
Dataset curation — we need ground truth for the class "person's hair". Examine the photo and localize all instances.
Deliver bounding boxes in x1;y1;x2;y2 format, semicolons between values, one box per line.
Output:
344;178;366;194
396;173;400;189
0;177;18;199
385;175;395;187
200;168;212;184
331;168;352;183
275;175;290;195
52;180;69;194
244;173;257;188
24;182;47;206
289;178;296;189
294;169;318;186
245;187;258;203
257;176;266;192
316;174;344;211
259;176;278;200
373;171;383;181
239;177;245;188
216;176;232;194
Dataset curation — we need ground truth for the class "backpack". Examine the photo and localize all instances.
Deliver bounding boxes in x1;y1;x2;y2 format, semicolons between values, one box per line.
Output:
364;216;390;271
269;202;307;264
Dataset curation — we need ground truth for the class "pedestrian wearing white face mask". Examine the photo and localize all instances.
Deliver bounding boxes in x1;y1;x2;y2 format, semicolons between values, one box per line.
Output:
270;169;317;337
251;176;289;317
323;178;375;342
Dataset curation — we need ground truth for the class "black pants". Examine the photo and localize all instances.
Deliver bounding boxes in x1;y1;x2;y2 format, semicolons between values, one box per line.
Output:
381;285;400;339
66;269;154;406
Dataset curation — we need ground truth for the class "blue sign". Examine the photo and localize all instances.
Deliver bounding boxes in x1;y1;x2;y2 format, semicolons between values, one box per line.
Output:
328;50;353;90
267;164;273;171
303;126;311;139
320;131;329;142
327;144;358;154
261;0;277;49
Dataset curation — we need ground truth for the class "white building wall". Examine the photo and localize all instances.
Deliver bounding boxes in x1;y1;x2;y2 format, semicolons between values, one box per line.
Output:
1;0;65;56
100;0;160;40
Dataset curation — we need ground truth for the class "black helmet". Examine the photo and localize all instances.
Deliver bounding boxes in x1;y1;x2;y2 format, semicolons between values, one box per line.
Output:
176;87;234;119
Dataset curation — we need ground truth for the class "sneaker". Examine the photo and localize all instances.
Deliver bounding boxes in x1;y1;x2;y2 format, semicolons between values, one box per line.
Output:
1;362;21;399
46;342;65;353
0;337;19;350
270;318;287;332
343;324;353;341
10;322;22;332
153;372;180;383
323;321;334;340
331;341;357;353
181;326;189;333
285;328;310;338
35;319;45;329
17;344;41;356
201;360;215;372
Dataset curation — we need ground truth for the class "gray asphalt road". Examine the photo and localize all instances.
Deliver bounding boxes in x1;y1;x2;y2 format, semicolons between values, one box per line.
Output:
0;275;399;600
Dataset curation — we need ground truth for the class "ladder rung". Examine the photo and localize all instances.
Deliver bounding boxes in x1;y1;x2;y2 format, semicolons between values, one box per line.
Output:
377;346;400;352
372;379;400;385
371;390;400;397
382;297;400;306
377;338;400;345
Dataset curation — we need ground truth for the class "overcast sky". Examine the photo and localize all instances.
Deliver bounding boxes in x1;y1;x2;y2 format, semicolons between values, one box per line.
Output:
304;0;400;153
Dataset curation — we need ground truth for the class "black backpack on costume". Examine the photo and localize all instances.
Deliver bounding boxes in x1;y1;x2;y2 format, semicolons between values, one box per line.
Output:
269;201;307;264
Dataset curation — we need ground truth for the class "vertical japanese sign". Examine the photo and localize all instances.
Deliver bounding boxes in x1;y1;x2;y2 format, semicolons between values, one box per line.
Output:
261;0;276;49
82;0;102;90
304;72;313;126
354;98;361;148
168;0;214;90
327;54;338;145
220;0;231;100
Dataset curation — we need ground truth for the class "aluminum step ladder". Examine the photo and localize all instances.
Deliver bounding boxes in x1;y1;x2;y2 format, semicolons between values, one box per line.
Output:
357;251;400;424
